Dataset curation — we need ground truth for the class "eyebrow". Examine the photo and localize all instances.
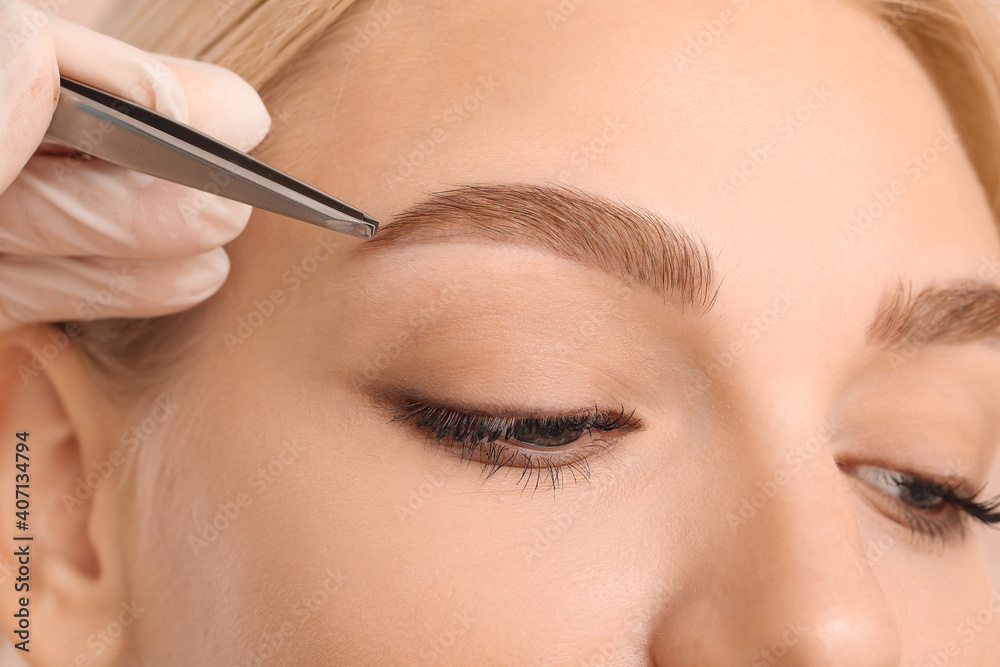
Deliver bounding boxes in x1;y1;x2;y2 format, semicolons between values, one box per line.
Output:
869;281;1000;347
352;184;717;310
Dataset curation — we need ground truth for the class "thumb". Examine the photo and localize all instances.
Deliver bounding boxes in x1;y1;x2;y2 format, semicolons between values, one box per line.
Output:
155;55;273;153
48;14;189;122
47;14;271;150
0;0;60;194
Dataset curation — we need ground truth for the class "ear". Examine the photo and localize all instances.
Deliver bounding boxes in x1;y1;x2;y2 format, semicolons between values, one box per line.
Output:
0;325;130;666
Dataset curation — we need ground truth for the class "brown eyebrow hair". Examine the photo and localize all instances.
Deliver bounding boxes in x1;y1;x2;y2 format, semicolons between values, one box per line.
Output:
869;281;1000;347
352;184;718;311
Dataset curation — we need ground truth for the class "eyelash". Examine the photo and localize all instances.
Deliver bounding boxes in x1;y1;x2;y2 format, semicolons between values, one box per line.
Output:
843;463;1000;545
386;401;1000;543
387;401;640;495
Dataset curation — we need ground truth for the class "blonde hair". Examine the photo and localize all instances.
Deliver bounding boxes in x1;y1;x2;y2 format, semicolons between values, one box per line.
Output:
80;0;1000;391
101;0;360;91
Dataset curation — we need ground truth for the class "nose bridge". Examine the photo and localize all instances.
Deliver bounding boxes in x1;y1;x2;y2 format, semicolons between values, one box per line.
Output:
736;442;901;663
650;418;903;666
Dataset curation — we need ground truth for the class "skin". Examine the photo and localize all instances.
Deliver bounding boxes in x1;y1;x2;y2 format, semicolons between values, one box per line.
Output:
24;0;118;28
4;0;1000;664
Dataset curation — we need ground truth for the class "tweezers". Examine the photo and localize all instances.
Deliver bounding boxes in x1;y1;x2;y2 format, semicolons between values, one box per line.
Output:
43;76;378;239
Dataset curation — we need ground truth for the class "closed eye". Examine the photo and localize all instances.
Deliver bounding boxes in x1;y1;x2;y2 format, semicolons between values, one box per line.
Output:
844;463;1000;545
386;400;641;495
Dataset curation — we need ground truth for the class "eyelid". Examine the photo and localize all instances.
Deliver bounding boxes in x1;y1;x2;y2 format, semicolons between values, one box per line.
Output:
836;457;979;497
839;462;1000;545
381;396;641;495
387;400;642;443
364;382;644;424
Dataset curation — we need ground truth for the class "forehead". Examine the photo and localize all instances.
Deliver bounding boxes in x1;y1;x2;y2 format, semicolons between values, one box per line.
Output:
256;0;997;305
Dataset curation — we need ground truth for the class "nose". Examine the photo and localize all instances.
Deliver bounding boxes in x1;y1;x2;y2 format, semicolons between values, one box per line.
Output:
648;438;902;666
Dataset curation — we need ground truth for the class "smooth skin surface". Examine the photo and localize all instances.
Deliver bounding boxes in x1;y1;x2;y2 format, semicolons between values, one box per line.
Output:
6;0;1000;664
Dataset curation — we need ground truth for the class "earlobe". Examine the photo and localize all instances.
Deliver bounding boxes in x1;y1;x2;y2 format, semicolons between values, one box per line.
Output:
0;325;130;666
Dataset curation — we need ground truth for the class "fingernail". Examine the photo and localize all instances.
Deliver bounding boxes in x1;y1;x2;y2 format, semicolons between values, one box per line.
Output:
165;247;231;306
140;58;190;122
48;16;191;123
155;54;272;151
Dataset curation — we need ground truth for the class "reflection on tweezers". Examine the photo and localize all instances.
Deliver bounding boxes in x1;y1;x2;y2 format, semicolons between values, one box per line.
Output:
43;76;378;239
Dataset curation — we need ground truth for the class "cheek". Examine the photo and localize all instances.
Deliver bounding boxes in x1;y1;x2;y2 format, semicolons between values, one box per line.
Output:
848;492;999;651
124;404;265;661
189;388;654;663
129;378;328;661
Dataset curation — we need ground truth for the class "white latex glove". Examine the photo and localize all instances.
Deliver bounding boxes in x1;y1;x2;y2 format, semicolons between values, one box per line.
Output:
0;0;272;332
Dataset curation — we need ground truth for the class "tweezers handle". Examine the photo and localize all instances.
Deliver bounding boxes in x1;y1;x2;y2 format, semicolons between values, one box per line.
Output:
44;77;378;239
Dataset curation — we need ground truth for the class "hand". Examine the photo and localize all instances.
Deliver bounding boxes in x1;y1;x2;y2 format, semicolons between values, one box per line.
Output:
0;0;272;332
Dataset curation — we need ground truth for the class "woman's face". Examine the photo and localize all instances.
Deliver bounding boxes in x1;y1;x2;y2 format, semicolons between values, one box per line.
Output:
109;0;1000;663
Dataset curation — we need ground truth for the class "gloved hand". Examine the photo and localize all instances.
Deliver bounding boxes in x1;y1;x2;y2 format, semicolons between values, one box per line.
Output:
0;0;272;332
